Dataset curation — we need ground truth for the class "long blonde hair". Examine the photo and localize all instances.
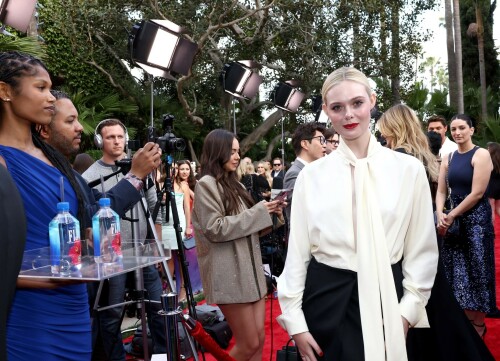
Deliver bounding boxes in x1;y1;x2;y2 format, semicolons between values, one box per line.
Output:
378;104;439;181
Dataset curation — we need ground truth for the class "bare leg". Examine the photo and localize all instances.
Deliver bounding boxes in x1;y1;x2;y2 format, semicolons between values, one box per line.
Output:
465;309;487;338
489;198;495;221
219;298;266;361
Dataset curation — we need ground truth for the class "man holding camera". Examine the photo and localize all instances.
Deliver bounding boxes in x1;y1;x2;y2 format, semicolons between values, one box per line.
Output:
83;119;166;360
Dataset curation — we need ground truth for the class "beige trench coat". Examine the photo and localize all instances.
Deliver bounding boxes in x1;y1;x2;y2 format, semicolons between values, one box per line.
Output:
192;176;273;304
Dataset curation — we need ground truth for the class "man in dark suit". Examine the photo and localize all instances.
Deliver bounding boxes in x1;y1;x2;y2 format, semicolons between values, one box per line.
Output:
0;164;26;361
271;157;285;178
284;122;326;222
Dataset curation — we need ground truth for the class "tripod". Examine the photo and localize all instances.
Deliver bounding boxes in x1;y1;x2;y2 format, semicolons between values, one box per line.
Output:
153;155;197;319
89;159;197;361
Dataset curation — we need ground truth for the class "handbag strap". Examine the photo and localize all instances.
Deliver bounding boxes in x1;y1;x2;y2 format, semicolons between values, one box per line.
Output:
446;152;454;208
284;338;299;361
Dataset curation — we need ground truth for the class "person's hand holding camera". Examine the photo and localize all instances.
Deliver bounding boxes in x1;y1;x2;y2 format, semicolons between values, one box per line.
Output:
130;142;162;179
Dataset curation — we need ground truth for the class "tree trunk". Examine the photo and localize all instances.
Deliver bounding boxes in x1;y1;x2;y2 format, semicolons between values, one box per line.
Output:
390;0;401;105
445;0;458;110
239;110;283;155
453;0;464;112
476;4;487;121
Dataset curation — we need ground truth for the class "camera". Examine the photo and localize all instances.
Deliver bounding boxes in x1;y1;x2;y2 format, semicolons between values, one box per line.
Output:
155;114;186;153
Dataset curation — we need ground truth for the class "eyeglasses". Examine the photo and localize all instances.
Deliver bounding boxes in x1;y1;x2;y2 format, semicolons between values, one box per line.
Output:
306;135;326;145
327;139;340;145
273;163;281;166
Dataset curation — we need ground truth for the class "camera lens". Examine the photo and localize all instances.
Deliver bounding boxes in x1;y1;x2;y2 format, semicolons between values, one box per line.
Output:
170;138;186;152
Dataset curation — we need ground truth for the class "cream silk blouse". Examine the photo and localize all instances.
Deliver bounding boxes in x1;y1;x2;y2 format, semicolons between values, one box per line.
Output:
277;135;439;361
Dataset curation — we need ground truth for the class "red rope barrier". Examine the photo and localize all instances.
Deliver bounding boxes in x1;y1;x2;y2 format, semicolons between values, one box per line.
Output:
179;314;236;361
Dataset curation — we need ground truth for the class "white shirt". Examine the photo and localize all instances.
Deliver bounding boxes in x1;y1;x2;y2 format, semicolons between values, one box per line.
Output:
277;136;438;361
439;136;458;157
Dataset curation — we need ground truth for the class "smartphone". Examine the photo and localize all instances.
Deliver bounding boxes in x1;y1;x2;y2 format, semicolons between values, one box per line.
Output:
273;190;289;203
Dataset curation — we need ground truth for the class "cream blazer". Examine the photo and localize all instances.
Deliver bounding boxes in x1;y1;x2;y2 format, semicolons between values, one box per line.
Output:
192;176;273;304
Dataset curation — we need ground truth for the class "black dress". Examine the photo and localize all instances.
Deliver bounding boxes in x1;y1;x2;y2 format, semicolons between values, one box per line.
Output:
442;148;496;313
394;148;495;360
487;171;500;200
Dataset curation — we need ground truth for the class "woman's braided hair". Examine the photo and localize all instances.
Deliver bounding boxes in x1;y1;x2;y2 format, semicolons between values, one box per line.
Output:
0;51;87;228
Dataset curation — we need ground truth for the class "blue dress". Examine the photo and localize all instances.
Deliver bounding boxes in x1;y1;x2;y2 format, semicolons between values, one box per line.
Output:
0;146;91;360
442;147;496;313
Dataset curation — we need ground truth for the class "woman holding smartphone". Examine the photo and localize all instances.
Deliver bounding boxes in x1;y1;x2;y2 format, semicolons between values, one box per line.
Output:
192;129;284;361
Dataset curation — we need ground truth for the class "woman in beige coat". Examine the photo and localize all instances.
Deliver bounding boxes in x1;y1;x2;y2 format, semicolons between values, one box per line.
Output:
192;129;285;361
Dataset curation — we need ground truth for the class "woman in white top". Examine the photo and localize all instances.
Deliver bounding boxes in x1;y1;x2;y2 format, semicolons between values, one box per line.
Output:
161;162;192;301
277;67;439;361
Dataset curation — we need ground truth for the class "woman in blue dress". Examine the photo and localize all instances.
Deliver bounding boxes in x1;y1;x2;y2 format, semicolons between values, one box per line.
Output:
0;51;91;360
436;114;496;339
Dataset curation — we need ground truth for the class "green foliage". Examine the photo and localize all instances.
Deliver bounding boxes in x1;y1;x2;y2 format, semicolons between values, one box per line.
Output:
460;0;500;114
0;36;46;58
479;117;500;144
463;84;500;122
404;81;453;121
69;91;139;134
37;0;438;160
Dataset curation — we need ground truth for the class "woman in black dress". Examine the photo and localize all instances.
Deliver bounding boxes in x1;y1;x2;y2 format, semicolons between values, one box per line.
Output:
379;106;495;360
436;114;495;339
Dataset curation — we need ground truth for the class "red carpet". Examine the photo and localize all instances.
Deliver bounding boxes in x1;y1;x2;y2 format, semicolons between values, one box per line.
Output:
126;216;500;360
195;296;290;361
484;214;500;358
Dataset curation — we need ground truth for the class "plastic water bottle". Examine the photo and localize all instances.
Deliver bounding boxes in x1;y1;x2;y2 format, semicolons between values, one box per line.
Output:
49;202;82;276
92;198;122;264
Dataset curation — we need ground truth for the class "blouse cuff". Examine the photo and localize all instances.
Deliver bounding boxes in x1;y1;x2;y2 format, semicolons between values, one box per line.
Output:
124;172;144;191
399;293;429;328
276;309;309;336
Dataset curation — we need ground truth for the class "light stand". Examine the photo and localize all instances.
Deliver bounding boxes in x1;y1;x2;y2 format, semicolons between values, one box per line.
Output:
220;60;263;134
272;80;306;169
0;0;37;33
127;17;199;361
129;19;198;79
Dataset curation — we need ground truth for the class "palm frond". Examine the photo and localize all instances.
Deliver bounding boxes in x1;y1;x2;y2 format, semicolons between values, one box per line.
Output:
0;36;46;59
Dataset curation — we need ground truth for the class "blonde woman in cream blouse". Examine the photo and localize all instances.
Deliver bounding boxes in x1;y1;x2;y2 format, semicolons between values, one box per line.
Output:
277;67;439;361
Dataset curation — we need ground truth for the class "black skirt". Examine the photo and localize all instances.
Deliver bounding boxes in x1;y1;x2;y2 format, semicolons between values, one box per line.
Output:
302;257;403;361
302;257;494;361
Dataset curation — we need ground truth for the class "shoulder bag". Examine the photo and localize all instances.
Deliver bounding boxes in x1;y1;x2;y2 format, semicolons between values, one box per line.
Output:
445;152;460;237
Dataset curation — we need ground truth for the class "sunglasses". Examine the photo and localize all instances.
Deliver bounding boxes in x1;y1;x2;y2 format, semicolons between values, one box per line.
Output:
273;163;281;166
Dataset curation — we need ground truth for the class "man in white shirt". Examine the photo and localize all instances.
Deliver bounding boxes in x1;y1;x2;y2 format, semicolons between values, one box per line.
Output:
427;115;458;157
283;122;326;221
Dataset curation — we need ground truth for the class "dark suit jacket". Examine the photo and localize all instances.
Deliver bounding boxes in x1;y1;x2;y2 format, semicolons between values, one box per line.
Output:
283;159;305;222
0;164;26;361
271;170;285;178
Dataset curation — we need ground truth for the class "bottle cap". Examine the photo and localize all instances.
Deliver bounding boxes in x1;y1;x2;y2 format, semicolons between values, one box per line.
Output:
99;198;111;207
57;202;70;212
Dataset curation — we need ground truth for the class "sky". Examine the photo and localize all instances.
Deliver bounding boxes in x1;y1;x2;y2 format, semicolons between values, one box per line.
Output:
421;3;500;62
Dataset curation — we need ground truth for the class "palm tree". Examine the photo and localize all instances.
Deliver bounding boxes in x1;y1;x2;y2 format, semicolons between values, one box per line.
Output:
453;0;464;112
0;36;46;59
473;2;487;121
445;0;458;110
